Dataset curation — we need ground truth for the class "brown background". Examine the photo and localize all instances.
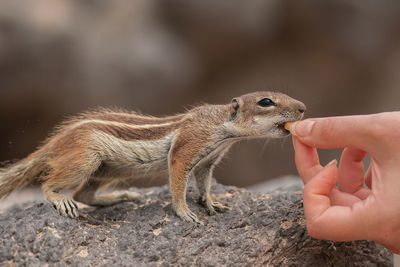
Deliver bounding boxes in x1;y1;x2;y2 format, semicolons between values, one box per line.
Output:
1;0;400;187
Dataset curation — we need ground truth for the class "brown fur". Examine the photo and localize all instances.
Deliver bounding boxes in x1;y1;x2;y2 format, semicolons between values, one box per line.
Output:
81;122;182;141
87;110;185;125
0;91;306;222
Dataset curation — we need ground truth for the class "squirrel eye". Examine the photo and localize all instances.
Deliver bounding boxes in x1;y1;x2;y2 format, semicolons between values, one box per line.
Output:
258;98;275;107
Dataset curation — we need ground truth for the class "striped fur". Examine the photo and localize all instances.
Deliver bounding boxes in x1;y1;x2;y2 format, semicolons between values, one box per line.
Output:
0;91;306;222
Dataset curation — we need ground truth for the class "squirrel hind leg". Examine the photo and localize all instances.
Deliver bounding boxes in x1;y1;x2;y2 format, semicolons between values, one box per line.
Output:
42;155;103;217
87;191;140;206
73;179;140;207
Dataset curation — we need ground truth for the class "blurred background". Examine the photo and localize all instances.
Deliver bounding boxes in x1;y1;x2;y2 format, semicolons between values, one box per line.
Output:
1;0;400;188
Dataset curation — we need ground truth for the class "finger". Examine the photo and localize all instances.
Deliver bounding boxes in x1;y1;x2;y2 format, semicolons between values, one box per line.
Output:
365;165;372;189
303;160;371;241
291;115;382;151
293;136;323;184
354;187;371;200
338;148;367;193
329;188;362;207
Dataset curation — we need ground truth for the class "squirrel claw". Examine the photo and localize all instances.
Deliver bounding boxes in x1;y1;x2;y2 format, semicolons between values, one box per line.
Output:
199;197;229;216
206;202;229;216
118;191;141;201
212;201;229;213
176;208;201;223
53;198;79;218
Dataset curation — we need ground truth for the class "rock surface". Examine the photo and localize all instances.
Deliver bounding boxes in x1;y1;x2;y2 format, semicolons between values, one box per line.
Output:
0;182;392;266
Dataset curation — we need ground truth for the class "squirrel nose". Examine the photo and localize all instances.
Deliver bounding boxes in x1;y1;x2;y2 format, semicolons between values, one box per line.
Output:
296;102;306;114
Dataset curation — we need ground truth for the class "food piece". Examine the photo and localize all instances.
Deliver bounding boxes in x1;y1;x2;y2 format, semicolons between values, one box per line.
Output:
284;121;295;132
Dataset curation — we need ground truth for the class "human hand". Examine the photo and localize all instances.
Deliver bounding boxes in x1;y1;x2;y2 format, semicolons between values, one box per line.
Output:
290;112;400;253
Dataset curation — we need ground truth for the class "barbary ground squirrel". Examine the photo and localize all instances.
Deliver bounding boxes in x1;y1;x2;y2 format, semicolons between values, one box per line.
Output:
0;91;305;222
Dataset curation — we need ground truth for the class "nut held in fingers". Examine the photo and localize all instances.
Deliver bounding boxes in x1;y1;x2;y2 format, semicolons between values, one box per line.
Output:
284;121;300;135
284;122;294;131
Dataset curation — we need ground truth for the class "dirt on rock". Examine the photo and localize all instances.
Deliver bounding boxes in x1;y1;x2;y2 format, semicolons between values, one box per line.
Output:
0;182;392;266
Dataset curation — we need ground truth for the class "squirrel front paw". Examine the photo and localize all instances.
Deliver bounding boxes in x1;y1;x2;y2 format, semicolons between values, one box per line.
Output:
208;201;229;215
175;206;201;223
198;197;229;216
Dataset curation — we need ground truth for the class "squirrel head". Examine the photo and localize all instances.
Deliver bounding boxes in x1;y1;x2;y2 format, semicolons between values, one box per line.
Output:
228;91;306;138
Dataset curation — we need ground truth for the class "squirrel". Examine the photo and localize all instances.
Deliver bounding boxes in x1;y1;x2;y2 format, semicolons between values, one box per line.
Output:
0;91;305;222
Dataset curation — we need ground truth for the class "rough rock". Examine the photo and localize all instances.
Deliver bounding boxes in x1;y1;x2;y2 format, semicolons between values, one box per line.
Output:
0;182;392;266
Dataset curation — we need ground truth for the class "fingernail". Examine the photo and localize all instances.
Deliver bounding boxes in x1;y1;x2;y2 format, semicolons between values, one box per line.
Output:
292;120;315;137
327;159;337;167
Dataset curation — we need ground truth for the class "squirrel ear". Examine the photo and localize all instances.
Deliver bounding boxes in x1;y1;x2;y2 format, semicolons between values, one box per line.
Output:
229;98;241;121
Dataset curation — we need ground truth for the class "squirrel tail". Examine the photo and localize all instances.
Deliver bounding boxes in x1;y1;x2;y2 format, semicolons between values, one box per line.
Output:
0;151;46;199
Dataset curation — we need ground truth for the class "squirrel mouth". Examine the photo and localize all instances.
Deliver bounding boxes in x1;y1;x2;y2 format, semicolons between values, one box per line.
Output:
275;120;298;135
275;121;292;135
